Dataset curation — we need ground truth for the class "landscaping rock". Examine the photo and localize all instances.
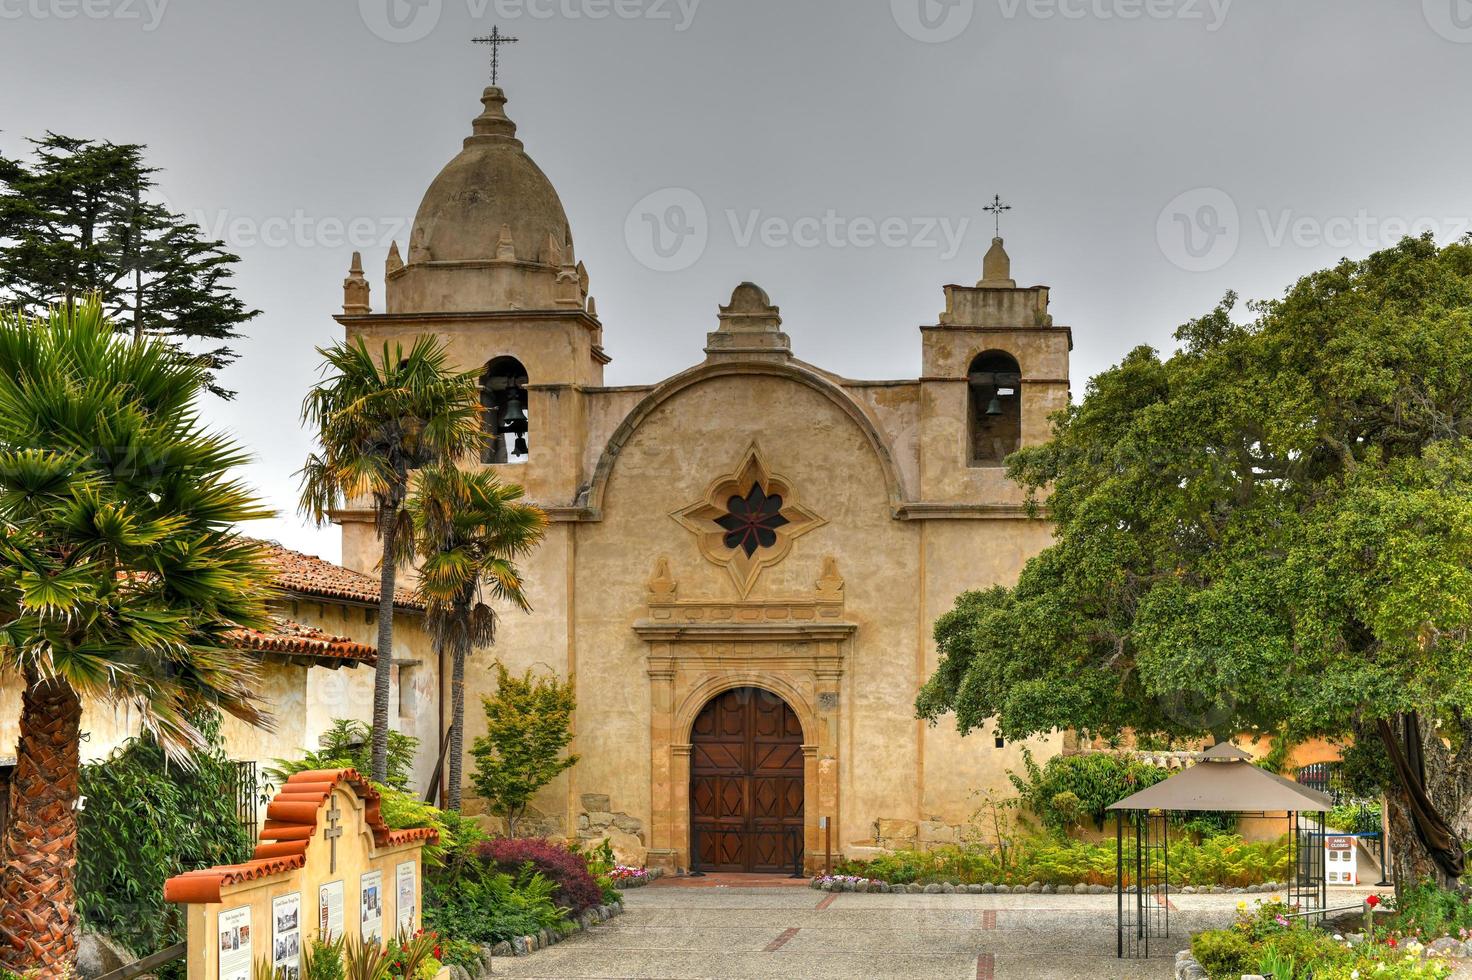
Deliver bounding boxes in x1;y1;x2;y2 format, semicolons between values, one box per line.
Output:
1429;937;1463;957
1027;881;1042;894
491;941;513;957
1042;883;1056;894
981;883;996;893
940;882;955;894
77;932;136;980
511;936;531;956
1056;884;1073;894
444;966;472;980
923;883;943;894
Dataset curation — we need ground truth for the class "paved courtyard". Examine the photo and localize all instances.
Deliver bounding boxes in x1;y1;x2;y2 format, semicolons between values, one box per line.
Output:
492;877;1377;979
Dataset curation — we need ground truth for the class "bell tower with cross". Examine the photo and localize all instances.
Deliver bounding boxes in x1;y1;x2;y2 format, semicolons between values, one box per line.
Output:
914;193;1073;499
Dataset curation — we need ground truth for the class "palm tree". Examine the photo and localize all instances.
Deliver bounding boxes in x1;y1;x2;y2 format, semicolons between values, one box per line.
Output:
410;465;547;811
0;299;275;976
298;337;482;783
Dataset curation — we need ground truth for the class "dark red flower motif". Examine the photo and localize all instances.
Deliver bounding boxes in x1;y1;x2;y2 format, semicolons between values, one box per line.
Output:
1366;895;1381;907
715;483;790;557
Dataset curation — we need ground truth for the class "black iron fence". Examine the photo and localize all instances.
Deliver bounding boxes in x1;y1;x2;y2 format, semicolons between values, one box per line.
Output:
689;824;805;878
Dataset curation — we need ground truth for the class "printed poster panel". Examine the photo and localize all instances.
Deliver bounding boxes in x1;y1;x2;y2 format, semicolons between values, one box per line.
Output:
318;880;345;941
360;870;384;943
395;862;417;936
217;905;252;980
271;892;302;980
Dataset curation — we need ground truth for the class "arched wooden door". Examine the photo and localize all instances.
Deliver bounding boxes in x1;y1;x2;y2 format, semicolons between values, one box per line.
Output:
689;687;804;873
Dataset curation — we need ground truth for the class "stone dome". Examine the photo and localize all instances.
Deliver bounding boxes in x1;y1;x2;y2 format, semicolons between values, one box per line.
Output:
407;86;573;268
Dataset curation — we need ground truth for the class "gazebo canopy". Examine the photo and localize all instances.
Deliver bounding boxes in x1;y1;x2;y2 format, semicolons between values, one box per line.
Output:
1107;743;1333;813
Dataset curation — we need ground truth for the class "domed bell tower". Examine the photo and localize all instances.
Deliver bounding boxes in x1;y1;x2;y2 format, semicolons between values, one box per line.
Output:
333;82;606;571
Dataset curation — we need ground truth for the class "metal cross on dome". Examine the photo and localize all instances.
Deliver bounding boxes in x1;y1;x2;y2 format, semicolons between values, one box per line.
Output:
472;26;520;86
984;194;1012;237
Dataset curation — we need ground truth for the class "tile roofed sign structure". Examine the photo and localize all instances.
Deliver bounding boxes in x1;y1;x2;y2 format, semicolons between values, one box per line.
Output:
164;770;436;980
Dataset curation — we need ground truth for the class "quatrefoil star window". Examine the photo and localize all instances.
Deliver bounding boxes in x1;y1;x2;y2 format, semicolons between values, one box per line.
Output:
672;444;824;597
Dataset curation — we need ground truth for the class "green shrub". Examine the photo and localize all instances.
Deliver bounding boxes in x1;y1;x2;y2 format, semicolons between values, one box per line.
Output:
75;715;253;963
1327;801;1382;834
423;863;567;946
1256;927;1351;974
834;834;1289;888
1190;929;1254;980
266;719;420;792
1009;749;1170;832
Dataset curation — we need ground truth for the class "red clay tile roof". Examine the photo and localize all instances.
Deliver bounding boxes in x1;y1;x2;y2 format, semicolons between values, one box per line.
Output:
162;769;438;905
226;617;376;668
252;540;423;611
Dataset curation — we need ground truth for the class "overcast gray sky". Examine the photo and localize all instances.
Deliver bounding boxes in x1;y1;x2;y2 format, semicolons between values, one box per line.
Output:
5;0;1471;559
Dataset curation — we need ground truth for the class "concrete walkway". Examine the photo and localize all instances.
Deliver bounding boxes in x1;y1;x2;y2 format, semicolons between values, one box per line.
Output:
491;877;1376;979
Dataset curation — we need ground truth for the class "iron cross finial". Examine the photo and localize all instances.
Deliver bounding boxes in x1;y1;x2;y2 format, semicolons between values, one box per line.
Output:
983;194;1012;238
472;26;520;86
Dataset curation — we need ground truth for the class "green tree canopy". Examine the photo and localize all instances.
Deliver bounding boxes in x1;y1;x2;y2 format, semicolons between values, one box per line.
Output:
0;133;258;398
0;299;275;971
918;235;1472;884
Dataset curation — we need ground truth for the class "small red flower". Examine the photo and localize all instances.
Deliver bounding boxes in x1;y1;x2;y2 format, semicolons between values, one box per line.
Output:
1388;937;1398;948
434;946;442;960
1366;894;1382;908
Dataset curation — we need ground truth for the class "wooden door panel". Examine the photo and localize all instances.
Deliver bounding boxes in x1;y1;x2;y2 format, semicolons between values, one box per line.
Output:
690;687;804;873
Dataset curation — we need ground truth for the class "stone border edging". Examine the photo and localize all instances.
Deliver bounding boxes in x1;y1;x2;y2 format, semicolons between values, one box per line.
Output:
812;876;1290;896
440;902;625;979
1174;949;1208;979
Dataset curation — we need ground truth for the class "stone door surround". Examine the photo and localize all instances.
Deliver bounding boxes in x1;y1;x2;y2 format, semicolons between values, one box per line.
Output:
636;557;854;874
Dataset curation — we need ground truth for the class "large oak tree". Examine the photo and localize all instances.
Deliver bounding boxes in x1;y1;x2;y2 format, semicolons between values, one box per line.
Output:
919;235;1472;888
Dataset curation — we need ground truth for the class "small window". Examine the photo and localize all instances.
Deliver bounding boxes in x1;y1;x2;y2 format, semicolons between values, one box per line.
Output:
480;356;530;465
967;351;1022;466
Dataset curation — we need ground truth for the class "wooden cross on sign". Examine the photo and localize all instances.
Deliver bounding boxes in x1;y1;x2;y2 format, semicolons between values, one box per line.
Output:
323;798;344;873
472;26;519;86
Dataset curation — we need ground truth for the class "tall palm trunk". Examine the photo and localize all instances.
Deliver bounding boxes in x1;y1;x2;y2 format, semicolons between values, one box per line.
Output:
371;518;398;784
0;675;82;977
448;643;467;812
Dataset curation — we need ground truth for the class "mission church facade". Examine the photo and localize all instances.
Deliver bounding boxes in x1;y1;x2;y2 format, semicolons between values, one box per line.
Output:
333;82;1073;874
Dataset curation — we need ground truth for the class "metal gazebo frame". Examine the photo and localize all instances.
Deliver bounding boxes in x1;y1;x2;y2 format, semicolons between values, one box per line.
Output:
1107;743;1334;959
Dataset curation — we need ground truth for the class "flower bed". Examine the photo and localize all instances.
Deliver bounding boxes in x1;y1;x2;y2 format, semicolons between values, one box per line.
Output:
609;865;662;889
1185;892;1472;980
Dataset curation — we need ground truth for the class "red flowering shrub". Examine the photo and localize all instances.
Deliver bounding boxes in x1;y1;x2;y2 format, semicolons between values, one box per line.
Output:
477;837;604;914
